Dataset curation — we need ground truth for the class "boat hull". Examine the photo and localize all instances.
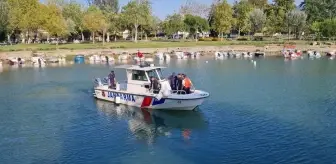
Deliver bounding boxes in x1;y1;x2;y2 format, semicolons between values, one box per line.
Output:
94;89;207;110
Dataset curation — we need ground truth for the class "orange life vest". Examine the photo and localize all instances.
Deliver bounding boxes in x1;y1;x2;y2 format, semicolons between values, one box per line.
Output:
184;78;192;88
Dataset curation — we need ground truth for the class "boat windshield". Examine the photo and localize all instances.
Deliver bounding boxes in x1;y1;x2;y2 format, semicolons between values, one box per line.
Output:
147;69;162;80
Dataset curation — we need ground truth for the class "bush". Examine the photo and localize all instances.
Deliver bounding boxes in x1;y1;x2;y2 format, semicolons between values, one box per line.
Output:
199;37;213;41
237;37;249;41
212;38;220;41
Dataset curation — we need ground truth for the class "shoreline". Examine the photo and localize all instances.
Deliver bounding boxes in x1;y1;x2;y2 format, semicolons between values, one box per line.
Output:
1;44;335;60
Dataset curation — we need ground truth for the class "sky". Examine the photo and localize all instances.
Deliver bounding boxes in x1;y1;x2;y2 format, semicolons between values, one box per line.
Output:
81;0;304;19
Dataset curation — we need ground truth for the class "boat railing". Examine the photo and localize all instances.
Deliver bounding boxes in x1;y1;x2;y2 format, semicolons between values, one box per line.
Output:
170;90;187;94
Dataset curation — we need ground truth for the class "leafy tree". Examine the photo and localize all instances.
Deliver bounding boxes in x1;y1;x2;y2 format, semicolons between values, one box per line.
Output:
0;0;9;42
273;0;295;12
41;3;68;44
286;10;307;39
301;0;336;22
233;0;253;36
89;0;119;13
184;14;209;40
120;0;151;42
249;8;266;33
83;6;107;44
248;0;267;9
211;0;233;40
162;13;185;37
319;19;336;39
62;1;85;41
179;0;210;18
8;0;43;44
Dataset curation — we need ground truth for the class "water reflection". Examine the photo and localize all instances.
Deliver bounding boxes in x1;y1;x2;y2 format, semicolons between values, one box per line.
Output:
95;100;207;143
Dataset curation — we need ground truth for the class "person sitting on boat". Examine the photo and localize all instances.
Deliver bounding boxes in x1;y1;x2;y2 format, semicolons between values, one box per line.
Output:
182;74;192;94
150;76;160;94
168;72;177;90
108;71;116;89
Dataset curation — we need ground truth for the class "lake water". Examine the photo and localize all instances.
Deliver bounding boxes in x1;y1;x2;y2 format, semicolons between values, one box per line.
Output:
1;58;336;164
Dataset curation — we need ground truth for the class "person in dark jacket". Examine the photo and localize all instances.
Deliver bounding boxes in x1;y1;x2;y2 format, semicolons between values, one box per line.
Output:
176;73;184;94
108;71;115;89
168;72;176;90
150;76;160;94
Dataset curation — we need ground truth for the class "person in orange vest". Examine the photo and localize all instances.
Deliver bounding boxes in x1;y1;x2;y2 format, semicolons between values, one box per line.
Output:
182;74;192;94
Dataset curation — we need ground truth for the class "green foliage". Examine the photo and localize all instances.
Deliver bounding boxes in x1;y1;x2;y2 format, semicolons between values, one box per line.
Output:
83;6;107;37
162;13;185;36
302;0;336;22
233;0;253;34
93;0;119;13
249;8;266;33
319;19;336;38
120;0;151;40
8;0;42;32
184;14;209;37
41;4;68;38
286;10;307;39
212;0;233;36
62;1;84;33
0;0;9;32
248;0;267;9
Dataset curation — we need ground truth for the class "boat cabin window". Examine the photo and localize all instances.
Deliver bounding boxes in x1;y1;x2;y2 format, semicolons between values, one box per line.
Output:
147;69;161;80
131;70;148;81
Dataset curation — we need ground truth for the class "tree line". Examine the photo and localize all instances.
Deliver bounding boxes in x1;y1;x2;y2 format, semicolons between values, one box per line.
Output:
0;0;335;44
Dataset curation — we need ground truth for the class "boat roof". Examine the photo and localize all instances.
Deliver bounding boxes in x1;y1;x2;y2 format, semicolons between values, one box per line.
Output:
114;64;166;71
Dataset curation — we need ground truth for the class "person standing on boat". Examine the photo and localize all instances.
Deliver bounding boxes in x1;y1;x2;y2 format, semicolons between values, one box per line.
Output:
168;72;177;90
150;76;160;94
176;74;184;94
137;50;143;58
108;71;115;89
182;74;192;94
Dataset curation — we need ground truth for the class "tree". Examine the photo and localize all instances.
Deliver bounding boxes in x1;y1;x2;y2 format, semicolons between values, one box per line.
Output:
179;0;210;18
41;3;68;45
248;0;267;9
233;0;253;36
318;19;336;39
286;10;307;39
83;6;107;44
249;8;266;33
211;0;233;40
162;13;185;37
62;2;85;41
273;0;295;12
301;0;336;22
93;0;119;13
120;0;151;42
184;14;209;41
0;0;10;42
8;0;43;44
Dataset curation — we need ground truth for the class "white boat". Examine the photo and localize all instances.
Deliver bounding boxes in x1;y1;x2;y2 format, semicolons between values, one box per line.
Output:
156;52;165;60
164;53;171;61
100;55;114;62
7;57;25;65
175;51;185;59
89;55;101;62
145;58;154;62
31;57;46;66
93;64;209;110
118;52;130;61
308;51;321;59
215;51;225;59
243;52;253;58
156;52;171;61
190;52;200;59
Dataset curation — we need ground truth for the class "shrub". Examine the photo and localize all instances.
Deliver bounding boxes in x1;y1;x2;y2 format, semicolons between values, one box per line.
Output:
212;38;220;41
237;37;249;41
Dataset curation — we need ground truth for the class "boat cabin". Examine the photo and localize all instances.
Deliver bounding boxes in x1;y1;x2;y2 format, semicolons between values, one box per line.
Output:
115;64;166;93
